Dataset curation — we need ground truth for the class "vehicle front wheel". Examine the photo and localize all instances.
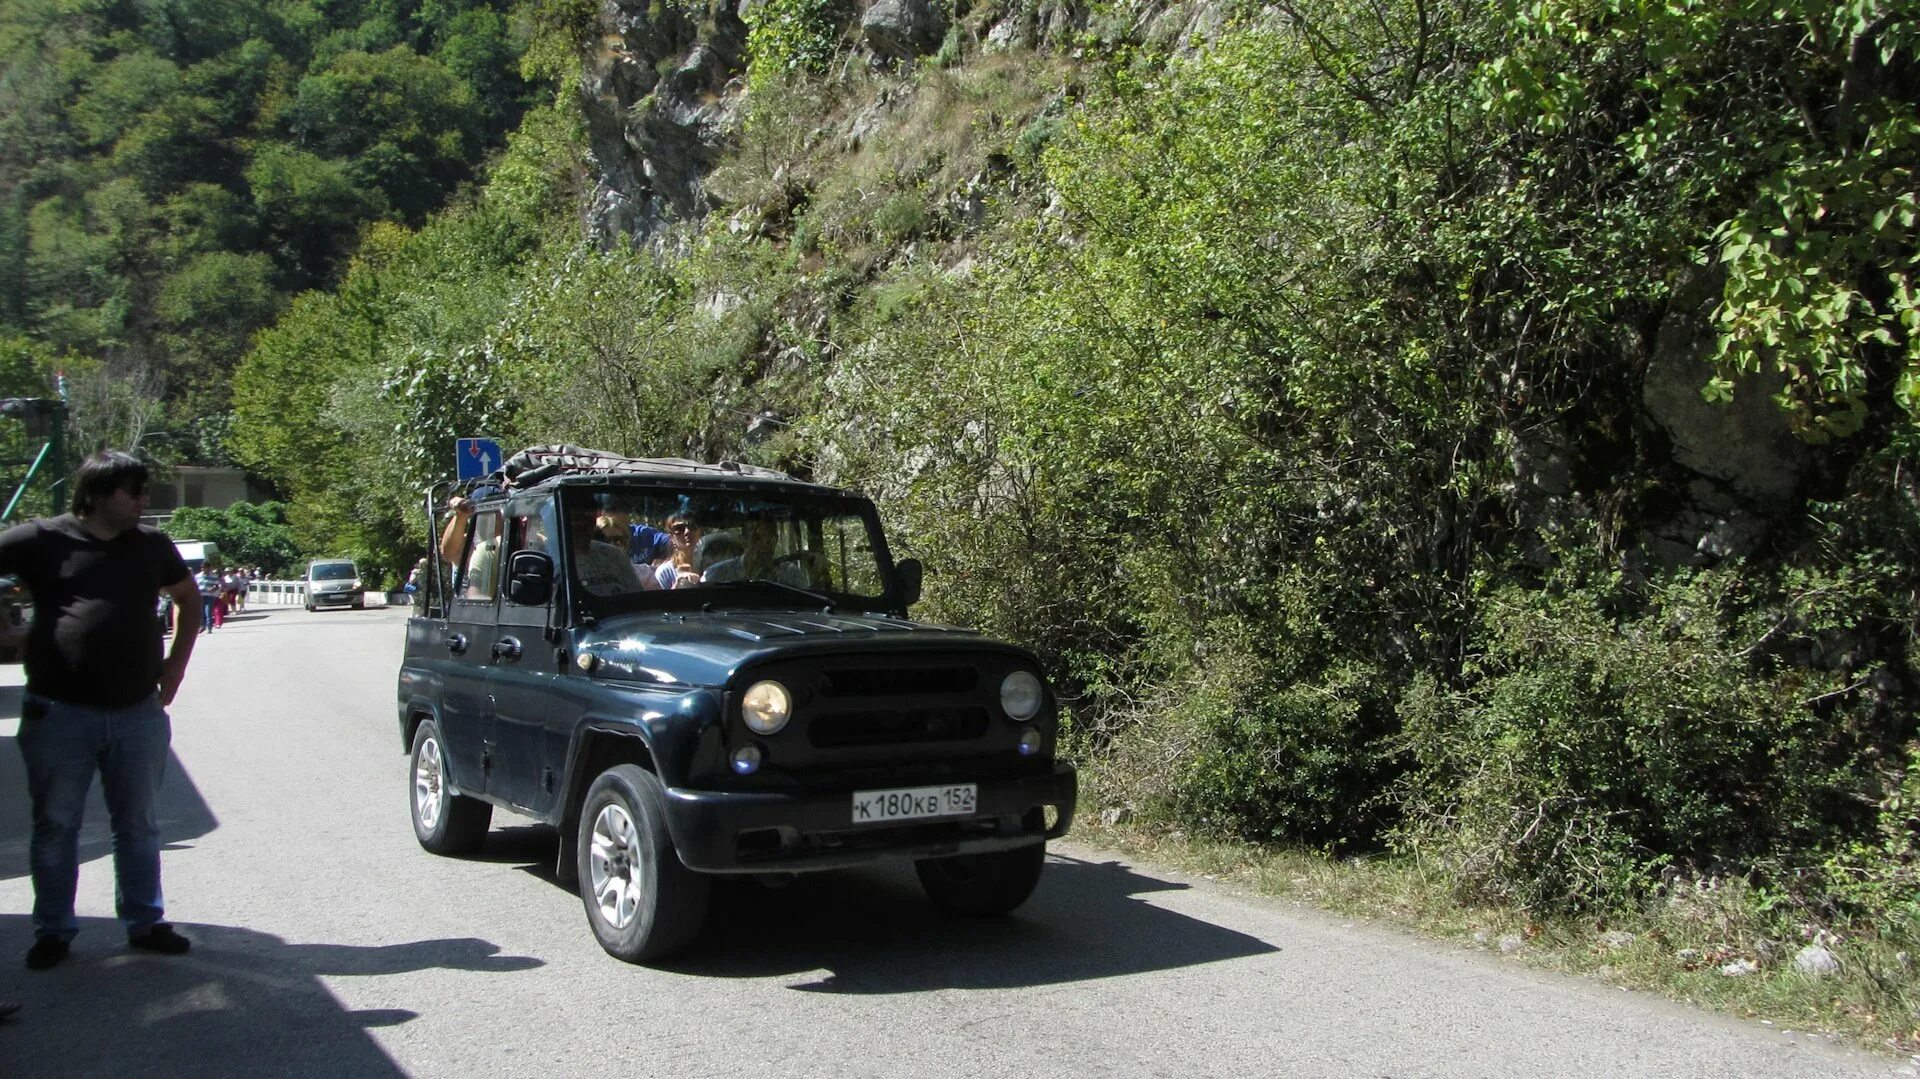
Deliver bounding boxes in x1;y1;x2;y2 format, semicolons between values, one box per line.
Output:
410;720;491;854
916;843;1047;916
576;764;709;964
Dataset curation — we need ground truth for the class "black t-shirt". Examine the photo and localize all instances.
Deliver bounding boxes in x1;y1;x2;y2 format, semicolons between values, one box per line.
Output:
0;514;190;707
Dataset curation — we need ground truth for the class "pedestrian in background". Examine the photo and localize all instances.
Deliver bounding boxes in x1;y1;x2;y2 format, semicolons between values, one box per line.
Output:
0;451;202;970
196;565;222;630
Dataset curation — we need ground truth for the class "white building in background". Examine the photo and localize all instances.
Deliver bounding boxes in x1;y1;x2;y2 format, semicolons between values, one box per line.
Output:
142;465;274;522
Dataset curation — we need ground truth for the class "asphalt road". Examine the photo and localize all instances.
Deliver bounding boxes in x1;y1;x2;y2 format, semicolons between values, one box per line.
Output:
0;606;1909;1078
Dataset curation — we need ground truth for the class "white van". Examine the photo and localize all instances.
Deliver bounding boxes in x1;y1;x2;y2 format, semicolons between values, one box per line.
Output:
305;559;365;611
158;540;220;631
174;540;219;574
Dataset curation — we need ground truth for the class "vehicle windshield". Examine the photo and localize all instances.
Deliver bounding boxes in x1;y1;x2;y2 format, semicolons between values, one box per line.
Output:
311;562;357;580
558;486;895;614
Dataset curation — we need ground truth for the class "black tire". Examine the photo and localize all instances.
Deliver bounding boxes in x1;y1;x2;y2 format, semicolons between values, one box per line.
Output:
304;602;314;612
409;720;491;854
576;764;708;964
916;843;1047;916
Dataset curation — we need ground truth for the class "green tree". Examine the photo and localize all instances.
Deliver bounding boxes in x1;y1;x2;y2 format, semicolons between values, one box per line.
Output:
156;250;282;416
161;500;302;574
1;0;531;468
245;144;387;286
285;46;480;222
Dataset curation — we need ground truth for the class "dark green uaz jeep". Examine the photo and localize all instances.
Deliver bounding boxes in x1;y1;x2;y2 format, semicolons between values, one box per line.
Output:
396;447;1077;963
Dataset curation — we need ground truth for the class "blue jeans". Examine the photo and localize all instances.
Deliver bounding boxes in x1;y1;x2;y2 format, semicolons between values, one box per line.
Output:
200;594;217;629
15;693;172;940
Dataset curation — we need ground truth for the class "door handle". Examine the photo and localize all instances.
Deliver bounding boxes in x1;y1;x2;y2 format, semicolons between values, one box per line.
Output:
446;632;468;655
491;636;522;661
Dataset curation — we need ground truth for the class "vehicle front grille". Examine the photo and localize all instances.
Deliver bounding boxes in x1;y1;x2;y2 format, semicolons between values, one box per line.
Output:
818;666;978;696
808;706;990;748
745;652;1016;757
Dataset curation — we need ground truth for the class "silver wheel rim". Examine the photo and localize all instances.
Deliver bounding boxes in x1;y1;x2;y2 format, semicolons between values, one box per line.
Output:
414;737;444;831
588;803;644;930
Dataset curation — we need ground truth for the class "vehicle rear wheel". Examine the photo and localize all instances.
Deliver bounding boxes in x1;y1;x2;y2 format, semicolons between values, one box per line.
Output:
916;843;1047;916
410;720;491;854
576;764;708;964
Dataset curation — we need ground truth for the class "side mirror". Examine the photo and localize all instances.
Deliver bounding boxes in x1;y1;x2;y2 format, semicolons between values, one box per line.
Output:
894;558;923;607
505;551;555;607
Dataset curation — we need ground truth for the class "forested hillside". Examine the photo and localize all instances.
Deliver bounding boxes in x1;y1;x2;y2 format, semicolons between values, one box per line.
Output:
10;0;1919;1039
0;0;534;460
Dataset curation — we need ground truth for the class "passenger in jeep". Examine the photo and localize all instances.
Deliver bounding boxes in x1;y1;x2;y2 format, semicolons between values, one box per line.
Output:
653;512;702;590
565;502;658;596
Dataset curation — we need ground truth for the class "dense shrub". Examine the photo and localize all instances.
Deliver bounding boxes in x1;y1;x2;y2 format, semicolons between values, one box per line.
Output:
1395;542;1914;914
1175;652;1400;852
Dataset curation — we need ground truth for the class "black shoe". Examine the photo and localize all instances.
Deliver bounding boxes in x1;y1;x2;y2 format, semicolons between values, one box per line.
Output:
128;924;190;955
25;936;68;970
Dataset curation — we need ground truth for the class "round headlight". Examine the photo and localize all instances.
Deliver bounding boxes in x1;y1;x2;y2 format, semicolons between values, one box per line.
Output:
1000;670;1043;720
741;680;792;735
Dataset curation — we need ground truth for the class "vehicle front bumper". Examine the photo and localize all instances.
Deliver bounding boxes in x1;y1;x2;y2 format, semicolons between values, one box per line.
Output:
311;589;362;606
663;763;1077;873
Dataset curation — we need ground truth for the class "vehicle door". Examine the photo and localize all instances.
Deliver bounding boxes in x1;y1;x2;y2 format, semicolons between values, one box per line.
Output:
484;499;573;815
437;506;507;797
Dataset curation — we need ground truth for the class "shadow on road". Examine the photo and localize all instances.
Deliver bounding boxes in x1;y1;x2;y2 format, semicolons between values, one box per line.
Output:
0;915;543;1077
0;685;220;884
477;824;1277;992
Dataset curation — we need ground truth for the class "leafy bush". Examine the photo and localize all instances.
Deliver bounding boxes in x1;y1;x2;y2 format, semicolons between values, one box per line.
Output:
162;501;301;576
744;0;850;92
1396;554;1912;915
1174;653;1400;852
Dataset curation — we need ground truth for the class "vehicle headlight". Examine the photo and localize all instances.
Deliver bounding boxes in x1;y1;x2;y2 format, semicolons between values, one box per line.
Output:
351;578;362;590
1000;670;1043;720
741;680;792;735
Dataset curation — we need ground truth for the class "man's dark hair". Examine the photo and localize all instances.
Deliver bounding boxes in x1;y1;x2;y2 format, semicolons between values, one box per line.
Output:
70;450;149;515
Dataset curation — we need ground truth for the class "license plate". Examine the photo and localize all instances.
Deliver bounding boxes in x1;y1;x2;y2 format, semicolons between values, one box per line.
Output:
851;784;977;824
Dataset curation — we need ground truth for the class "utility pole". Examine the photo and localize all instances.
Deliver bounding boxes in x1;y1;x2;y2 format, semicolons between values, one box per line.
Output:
0;396;69;523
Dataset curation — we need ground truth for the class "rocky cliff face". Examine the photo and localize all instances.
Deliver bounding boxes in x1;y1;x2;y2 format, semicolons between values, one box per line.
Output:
573;0;1827;570
578;0;1109;249
580;0;750;247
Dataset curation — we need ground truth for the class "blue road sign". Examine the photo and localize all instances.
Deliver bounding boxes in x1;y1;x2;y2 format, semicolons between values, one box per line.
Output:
456;438;502;480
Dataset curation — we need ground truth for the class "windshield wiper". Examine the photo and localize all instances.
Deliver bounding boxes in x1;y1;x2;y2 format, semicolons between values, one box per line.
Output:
722;577;836;608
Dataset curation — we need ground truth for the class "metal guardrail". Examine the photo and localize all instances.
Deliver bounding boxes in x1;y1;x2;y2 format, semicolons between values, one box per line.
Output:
238;581;394;608
247;580;307;606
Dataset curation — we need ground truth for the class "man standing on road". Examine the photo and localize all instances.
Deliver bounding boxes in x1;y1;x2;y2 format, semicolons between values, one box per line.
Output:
0;451;203;971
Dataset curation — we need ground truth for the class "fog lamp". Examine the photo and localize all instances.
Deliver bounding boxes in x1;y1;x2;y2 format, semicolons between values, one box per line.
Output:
1017;729;1043;756
742;680;792;735
731;745;763;775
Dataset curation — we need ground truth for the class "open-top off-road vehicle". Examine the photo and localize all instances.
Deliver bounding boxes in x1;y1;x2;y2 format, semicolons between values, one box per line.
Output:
396;446;1077;963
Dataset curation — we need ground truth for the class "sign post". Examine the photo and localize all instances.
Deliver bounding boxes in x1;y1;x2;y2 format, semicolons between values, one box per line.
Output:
455;438;502;481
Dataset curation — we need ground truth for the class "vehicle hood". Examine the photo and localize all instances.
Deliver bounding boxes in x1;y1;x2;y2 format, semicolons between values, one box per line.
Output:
575;609;1009;687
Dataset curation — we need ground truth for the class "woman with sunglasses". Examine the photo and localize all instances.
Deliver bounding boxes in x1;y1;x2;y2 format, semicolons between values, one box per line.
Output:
653;514;704;589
